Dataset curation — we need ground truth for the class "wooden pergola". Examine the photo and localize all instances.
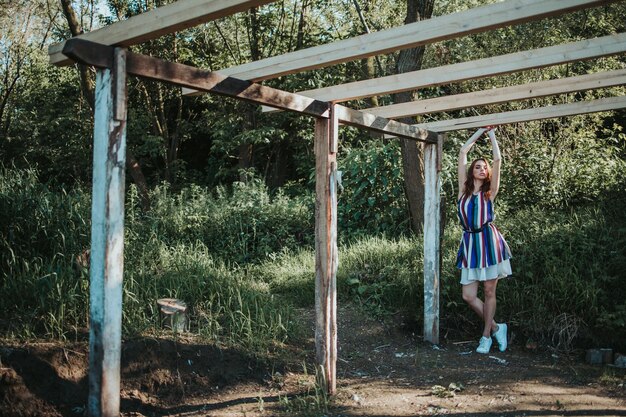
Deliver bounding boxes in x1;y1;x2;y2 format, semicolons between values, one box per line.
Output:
48;0;626;415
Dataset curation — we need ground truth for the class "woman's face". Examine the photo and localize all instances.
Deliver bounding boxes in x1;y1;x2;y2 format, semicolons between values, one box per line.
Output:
472;160;488;180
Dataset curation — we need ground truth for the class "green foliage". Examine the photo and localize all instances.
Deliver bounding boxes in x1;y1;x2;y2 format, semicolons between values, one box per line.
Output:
338;140;410;239
2;0;626;354
2;166;626;350
1;51;94;184
122;240;293;353
250;248;316;308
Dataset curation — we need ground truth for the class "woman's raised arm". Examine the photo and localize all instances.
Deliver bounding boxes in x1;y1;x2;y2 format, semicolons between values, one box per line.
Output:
458;128;486;199
487;128;502;200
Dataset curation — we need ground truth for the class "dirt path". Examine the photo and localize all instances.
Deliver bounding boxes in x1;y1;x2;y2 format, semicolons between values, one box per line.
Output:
1;304;624;416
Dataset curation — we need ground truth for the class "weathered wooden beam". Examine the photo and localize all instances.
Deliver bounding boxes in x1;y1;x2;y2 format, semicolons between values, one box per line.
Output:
183;0;616;87
293;33;626;103
88;48;127;417
62;39;330;118
366;69;626;119
335;105;438;142
62;39;439;138
49;0;277;66
417;96;626;132
423;134;443;345
314;105;338;395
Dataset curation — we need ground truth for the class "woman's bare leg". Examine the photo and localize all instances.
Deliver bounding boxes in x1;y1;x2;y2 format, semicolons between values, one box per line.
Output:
482;279;499;337
462;281;497;334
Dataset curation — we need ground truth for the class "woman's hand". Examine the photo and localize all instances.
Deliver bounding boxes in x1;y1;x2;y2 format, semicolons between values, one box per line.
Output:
460;127;487;153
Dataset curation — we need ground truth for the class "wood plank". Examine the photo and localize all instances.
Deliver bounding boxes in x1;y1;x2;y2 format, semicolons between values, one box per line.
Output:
416;96;626;132
314;106;338;395
62;39;439;139
88;48;127;417
366;69;626;118
423;134;443;345
62;39;330;118
183;0;616;88
50;0;276;66
294;33;626;103
334;105;438;142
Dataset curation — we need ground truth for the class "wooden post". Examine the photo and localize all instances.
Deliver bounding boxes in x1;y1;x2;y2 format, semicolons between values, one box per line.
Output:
314;105;338;395
423;134;443;344
88;48;127;417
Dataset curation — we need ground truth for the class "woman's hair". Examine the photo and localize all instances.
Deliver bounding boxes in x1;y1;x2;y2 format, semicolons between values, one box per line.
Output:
463;158;491;199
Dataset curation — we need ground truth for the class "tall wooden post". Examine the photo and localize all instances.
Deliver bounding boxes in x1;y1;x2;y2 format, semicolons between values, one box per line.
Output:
423;134;443;344
314;105;338;394
88;48;127;417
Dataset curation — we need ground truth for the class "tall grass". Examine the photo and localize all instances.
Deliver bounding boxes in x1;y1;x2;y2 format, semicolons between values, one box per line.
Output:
494;205;626;348
122;239;293;353
252;209;626;349
0;167;90;338
143;179;313;264
1;166;625;351
0;168;299;355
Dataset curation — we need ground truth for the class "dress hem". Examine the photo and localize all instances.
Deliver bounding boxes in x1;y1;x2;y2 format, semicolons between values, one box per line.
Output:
459;258;512;285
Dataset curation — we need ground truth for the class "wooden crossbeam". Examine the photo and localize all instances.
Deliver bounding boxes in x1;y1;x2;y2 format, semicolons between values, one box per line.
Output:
49;0;276;66
335;105;437;143
415;96;626;132
62;39;433;140
183;0;616;92
62;39;330;118
366;69;626;118
292;33;626;103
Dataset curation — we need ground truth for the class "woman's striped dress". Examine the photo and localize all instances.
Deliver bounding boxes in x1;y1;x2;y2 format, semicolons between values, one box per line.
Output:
456;191;512;284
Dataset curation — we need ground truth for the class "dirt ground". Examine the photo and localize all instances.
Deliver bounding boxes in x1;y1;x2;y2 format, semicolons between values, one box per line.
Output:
1;304;625;417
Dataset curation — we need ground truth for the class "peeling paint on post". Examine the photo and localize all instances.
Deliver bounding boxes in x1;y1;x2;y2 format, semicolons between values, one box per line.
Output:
88;48;127;417
314;105;338;394
423;134;443;345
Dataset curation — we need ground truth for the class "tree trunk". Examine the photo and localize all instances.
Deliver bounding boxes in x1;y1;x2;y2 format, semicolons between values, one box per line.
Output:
0;63;21;139
296;0;310;50
238;104;255;182
60;0;151;210
238;7;263;183
59;0;95;107
354;0;380;108
393;0;434;235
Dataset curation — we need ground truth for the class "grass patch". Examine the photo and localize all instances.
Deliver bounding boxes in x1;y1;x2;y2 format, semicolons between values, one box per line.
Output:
2;167;625;352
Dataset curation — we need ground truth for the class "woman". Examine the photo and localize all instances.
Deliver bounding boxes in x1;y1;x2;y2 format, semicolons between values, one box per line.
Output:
457;127;512;354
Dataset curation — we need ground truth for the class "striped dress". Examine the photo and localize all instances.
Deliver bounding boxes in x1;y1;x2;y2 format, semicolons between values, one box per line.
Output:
456;191;512;284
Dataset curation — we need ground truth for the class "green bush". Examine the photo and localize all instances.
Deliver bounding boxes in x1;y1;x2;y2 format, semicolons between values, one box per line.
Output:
338;140;411;240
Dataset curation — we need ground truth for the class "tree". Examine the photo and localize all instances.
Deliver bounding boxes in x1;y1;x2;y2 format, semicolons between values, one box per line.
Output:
60;0;152;209
0;1;54;139
393;0;434;235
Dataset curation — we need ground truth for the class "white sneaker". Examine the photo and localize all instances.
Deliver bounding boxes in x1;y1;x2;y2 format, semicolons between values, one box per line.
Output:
492;323;508;352
476;336;492;354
